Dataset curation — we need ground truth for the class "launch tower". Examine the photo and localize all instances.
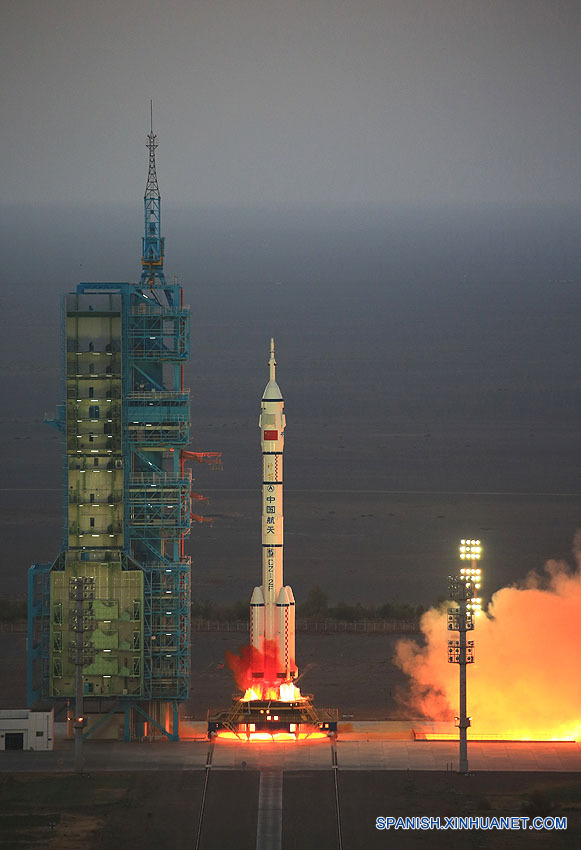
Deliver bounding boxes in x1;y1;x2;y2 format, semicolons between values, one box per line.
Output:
27;118;220;740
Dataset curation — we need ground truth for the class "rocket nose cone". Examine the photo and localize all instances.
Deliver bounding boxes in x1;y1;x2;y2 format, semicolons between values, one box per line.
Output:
250;586;265;605
262;379;283;401
276;586;290;605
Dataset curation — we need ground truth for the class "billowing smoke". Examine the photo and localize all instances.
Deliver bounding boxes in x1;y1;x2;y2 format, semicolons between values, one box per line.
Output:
225;638;282;692
395;533;581;739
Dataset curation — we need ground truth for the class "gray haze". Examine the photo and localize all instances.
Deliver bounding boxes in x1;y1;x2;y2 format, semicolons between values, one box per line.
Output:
3;0;581;207
2;204;581;604
2;1;581;605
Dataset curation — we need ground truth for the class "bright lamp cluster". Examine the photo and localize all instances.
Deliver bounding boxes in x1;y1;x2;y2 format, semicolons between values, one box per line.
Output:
460;567;482;604
459;539;481;560
459;541;482;614
465;597;482;615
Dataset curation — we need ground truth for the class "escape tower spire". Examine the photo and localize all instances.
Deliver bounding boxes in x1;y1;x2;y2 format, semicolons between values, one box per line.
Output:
140;101;166;286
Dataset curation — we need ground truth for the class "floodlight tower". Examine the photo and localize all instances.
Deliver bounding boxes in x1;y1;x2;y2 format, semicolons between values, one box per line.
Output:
448;538;482;773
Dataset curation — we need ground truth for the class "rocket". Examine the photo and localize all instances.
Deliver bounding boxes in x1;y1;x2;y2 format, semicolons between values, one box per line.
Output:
250;338;297;683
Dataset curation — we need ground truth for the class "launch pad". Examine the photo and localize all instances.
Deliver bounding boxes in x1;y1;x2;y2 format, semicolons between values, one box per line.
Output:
207;694;338;739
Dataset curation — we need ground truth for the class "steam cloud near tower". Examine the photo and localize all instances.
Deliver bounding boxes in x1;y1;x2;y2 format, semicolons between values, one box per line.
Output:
395;532;581;740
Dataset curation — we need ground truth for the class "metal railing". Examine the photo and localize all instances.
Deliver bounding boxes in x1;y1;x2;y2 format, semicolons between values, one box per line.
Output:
68;490;123;503
140;558;191;570
130;306;190;316
129;471;192;485
0;620;27;633
191;619;420;634
126;391;189;402
4;617;420;634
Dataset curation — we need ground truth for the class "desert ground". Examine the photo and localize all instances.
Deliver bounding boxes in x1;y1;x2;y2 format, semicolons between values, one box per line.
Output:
1;769;579;849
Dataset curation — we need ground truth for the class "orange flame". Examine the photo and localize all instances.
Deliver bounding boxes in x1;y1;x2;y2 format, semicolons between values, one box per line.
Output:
215;730;327;742
395;544;581;741
225;639;302;701
242;682;303;702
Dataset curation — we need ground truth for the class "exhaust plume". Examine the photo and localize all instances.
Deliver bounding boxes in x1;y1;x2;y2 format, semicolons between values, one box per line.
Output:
225;638;283;692
395;534;581;740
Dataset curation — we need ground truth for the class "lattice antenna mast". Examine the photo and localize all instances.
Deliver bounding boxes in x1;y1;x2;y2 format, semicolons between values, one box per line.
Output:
140;101;166;286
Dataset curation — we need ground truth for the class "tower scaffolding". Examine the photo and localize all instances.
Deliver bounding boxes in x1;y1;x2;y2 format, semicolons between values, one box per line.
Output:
27;116;221;741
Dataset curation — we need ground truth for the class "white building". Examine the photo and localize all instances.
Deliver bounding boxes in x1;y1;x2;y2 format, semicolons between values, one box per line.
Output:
0;709;54;751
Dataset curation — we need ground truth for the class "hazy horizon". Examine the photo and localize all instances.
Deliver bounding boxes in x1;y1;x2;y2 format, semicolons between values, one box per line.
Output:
2;202;581;604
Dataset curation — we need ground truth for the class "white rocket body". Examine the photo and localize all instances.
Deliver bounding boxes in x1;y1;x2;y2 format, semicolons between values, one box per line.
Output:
250;339;297;682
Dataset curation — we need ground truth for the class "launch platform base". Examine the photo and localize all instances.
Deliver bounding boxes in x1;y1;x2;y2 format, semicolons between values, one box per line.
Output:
207;696;338;738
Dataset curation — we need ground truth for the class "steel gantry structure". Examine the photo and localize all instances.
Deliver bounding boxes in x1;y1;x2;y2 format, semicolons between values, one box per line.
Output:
27;117;220;741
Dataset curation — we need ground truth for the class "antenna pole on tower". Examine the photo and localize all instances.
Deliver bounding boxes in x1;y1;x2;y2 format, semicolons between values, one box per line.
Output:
140;102;166;286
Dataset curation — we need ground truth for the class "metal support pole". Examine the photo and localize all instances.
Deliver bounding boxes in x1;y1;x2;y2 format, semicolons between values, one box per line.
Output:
73;584;84;774
448;542;482;775
124;704;131;742
69;576;94;774
172;700;180;741
458;614;468;773
74;661;84;773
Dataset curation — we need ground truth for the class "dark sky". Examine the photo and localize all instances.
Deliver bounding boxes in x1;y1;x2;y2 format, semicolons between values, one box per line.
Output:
3;0;581;208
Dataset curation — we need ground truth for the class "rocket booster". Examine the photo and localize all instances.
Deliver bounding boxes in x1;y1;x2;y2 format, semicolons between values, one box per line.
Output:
250;339;297;682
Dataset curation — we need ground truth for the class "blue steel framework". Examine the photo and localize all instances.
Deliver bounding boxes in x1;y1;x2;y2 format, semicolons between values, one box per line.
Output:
27;124;216;740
